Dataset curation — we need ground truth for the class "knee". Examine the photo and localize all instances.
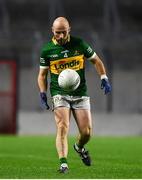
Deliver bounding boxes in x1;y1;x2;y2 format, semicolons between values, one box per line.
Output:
81;126;92;138
57;120;69;134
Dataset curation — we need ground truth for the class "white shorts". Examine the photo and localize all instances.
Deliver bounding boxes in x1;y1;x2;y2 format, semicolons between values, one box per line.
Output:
52;95;91;110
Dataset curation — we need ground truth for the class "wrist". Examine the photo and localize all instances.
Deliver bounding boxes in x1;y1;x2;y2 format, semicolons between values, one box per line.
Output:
40;91;46;94
40;92;47;98
101;74;108;80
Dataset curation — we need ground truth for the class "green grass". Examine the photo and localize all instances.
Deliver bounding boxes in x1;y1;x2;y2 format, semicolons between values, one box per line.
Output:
0;136;142;179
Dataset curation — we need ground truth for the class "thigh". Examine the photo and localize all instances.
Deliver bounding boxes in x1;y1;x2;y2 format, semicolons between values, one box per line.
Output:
52;95;70;110
71;96;91;110
54;107;71;128
72;109;92;133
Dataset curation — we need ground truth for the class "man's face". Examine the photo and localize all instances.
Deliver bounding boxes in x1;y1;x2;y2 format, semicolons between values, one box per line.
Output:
52;26;70;45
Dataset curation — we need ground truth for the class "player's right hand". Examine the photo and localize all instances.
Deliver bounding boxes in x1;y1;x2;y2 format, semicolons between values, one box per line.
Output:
40;92;50;110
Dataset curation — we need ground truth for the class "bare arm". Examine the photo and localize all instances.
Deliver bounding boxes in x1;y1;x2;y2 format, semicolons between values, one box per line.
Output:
90;54;107;79
37;68;48;92
90;54;111;94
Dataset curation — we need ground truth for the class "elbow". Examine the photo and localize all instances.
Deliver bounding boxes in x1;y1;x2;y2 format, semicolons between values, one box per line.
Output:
38;74;46;83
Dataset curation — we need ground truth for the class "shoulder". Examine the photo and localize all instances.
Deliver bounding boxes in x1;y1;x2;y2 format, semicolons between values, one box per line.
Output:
41;40;53;52
70;36;90;49
40;40;55;57
70;36;84;44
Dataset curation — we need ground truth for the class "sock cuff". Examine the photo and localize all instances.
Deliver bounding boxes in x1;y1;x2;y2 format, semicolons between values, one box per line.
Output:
60;157;67;164
76;143;83;149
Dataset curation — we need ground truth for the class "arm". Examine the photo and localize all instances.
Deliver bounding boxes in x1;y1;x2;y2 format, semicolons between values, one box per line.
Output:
38;68;50;109
38;68;48;92
90;54;111;94
90;55;107;78
80;38;111;94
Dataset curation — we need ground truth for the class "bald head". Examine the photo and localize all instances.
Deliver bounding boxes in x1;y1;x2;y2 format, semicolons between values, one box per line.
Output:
52;17;71;45
52;17;70;30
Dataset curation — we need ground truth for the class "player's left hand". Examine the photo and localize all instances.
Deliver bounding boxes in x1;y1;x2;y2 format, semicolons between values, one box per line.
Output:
101;78;112;94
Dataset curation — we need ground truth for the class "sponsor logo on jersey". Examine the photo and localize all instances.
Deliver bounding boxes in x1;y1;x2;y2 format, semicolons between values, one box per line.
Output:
87;47;93;53
61;50;69;54
49;54;59;58
74;50;80;56
50;55;84;74
40;57;45;63
55;60;79;70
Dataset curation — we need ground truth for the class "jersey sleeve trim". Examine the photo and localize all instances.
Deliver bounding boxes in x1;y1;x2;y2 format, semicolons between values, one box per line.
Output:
87;52;97;60
40;66;49;69
101;74;108;79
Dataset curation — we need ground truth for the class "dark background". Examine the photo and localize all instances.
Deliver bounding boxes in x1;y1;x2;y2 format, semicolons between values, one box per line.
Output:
0;0;142;117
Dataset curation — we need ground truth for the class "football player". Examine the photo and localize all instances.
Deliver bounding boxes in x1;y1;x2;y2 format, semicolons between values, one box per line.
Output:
38;17;111;173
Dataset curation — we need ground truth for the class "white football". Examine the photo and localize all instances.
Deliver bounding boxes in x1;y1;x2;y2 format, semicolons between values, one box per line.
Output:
58;69;80;92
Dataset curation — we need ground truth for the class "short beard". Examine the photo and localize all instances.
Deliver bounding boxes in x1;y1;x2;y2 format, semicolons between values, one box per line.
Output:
56;38;68;45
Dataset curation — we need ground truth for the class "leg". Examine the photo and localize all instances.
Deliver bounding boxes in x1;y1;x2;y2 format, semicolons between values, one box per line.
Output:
72;109;92;147
72;109;92;166
54;107;71;159
52;95;71;173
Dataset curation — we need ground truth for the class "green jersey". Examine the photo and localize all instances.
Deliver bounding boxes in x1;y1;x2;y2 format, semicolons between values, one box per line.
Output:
40;36;96;96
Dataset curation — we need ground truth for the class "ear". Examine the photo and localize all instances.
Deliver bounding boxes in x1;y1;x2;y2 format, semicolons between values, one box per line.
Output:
68;27;71;33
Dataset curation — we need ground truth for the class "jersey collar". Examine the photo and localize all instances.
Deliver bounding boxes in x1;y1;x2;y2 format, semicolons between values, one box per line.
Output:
52;35;70;45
